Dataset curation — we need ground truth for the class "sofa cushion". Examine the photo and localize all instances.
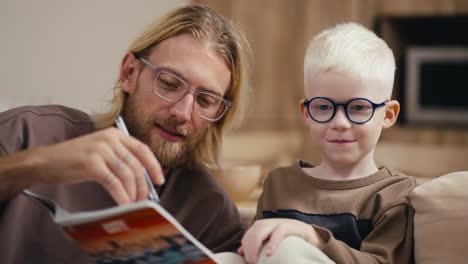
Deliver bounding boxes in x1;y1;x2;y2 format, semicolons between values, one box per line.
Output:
409;171;468;264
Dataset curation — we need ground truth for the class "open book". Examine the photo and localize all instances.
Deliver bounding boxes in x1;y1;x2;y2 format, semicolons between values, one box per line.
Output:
23;190;218;264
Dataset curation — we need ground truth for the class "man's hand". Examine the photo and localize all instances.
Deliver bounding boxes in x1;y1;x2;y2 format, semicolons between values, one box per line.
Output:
238;218;324;264
0;127;164;204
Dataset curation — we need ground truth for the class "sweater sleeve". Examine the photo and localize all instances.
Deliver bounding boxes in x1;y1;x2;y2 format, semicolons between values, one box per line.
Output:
190;188;245;253
0;105;94;154
317;202;414;264
0;105;94;203
160;166;246;254
252;192;264;222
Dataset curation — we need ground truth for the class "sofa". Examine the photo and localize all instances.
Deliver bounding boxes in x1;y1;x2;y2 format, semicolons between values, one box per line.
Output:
409;171;468;263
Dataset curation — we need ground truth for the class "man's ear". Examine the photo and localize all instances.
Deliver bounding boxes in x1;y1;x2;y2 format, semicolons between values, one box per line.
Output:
119;52;141;94
299;99;308;122
382;100;400;129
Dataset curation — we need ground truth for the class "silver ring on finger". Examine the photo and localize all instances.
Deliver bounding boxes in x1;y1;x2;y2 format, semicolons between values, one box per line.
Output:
105;170;116;185
112;156;124;170
121;152;132;164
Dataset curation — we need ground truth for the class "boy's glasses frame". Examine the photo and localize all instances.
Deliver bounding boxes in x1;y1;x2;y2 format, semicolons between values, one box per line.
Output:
303;97;388;124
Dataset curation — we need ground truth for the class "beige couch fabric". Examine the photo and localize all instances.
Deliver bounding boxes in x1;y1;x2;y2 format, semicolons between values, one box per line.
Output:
409;171;468;264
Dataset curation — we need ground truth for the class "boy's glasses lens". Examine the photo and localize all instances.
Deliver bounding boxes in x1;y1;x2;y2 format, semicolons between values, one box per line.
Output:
346;99;374;123
308;98;334;122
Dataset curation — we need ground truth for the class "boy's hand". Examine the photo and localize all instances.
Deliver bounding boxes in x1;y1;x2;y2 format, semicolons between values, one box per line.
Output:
238;218;324;264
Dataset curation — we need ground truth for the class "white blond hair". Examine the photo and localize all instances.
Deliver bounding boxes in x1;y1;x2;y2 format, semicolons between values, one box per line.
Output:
304;22;395;98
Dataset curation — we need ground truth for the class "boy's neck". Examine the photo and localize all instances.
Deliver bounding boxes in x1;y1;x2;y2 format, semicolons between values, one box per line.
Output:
304;158;379;181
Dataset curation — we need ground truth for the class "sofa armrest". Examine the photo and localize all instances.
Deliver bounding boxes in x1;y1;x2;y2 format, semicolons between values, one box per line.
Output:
409;171;468;264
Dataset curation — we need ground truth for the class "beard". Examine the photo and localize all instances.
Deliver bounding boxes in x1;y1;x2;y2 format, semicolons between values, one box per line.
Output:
121;95;200;168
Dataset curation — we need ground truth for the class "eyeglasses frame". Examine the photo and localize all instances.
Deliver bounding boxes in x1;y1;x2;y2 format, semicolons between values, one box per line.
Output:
134;54;232;122
303;96;388;124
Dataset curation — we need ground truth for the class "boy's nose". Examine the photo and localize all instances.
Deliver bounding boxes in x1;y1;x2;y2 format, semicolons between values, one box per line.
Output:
170;93;194;122
330;107;352;130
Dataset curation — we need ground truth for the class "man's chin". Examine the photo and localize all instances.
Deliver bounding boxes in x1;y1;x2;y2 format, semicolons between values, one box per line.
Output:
153;140;191;168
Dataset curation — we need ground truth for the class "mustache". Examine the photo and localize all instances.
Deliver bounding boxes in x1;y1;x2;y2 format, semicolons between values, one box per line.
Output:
153;116;192;137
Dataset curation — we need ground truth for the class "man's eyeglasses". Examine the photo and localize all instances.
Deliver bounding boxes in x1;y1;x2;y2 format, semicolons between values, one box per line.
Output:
136;56;232;122
303;97;388;124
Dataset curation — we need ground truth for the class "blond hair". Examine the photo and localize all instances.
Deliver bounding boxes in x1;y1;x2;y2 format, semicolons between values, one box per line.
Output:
94;5;252;168
304;22;395;98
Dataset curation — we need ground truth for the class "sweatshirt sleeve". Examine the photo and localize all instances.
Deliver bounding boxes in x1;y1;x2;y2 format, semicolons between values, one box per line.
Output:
252;192;264;222
0;105;95;203
192;188;245;253
317;202;414;264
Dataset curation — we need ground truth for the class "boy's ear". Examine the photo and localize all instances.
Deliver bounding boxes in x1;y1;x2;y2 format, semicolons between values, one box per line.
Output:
119;52;141;94
299;99;308;121
382;100;400;129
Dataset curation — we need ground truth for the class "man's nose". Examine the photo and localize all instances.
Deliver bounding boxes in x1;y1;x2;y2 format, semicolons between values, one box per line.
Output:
330;107;352;129
170;93;194;121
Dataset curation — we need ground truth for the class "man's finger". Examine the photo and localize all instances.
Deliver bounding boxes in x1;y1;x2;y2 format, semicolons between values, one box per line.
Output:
106;151;137;201
116;149;148;201
121;135;165;185
99;169;131;205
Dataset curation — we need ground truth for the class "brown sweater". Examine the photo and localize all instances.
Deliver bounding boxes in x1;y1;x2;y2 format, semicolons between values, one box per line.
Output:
255;160;417;264
0;105;243;264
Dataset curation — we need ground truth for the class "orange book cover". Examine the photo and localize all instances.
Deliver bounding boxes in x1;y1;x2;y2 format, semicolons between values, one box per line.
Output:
23;191;218;264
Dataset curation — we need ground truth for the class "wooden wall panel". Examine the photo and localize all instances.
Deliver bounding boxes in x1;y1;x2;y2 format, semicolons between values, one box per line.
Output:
195;0;310;131
455;0;468;13
379;0;458;15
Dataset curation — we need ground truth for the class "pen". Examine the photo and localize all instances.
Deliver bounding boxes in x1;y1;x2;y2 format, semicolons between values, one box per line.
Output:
115;116;160;203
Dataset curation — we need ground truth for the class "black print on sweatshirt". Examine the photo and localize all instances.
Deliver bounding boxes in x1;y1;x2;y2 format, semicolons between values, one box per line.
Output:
263;210;372;249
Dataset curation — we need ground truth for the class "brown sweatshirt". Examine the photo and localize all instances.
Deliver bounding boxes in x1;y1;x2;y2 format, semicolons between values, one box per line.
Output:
255;160;417;264
0;105;243;264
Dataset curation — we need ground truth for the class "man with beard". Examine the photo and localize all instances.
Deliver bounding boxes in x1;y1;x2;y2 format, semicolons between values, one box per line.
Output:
0;5;251;264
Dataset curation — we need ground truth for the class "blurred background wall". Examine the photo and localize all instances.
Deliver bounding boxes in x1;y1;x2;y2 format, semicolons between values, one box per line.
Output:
0;0;188;113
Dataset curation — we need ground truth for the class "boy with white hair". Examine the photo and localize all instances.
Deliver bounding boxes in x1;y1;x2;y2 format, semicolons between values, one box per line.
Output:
237;22;417;263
